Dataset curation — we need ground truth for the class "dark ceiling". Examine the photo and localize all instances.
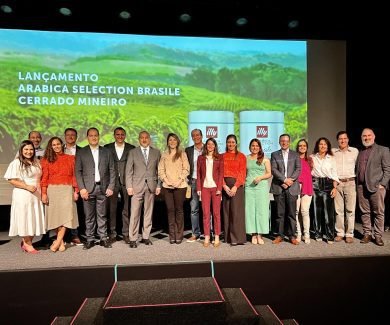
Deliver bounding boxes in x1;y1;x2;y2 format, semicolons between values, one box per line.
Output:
0;0;370;41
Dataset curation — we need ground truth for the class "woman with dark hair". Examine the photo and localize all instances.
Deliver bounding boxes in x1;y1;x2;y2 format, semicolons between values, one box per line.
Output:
245;139;271;245
196;138;224;247
310;137;339;244
4;140;45;254
41;137;79;252
222;134;247;245
158;133;190;244
295;139;314;244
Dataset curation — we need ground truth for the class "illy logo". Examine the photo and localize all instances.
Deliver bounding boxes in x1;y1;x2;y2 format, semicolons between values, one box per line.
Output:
256;126;268;138
206;126;218;138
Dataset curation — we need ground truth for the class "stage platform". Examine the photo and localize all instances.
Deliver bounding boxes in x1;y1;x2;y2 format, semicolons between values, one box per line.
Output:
0;223;389;271
1;223;390;324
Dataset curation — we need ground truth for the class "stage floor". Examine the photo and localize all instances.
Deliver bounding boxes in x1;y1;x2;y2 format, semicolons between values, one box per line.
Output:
1;223;390;271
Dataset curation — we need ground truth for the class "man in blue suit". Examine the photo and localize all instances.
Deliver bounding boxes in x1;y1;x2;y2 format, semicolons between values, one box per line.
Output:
75;127;116;249
270;134;301;245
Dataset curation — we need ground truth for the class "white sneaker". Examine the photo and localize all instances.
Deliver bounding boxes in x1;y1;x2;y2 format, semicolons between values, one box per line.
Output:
304;237;311;244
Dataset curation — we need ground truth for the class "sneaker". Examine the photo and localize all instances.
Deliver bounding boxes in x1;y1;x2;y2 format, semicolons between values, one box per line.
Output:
304;237;311;244
327;240;334;245
71;236;83;246
186;235;200;243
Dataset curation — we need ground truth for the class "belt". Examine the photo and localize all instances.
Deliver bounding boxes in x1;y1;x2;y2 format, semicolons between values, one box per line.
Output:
95;181;101;185
339;177;355;182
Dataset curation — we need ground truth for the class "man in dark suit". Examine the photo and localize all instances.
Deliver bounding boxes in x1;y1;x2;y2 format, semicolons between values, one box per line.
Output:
75;127;116;249
185;129;204;242
357;128;390;246
104;127;135;244
270;134;301;245
125;131;161;248
63;127;84;246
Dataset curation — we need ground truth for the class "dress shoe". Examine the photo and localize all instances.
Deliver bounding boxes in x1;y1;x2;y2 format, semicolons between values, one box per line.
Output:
83;241;95;250
169;240;175;244
272;236;283;244
335;236;344;242
291;238;299;245
71;236;83;246
176;240;182;244
360;234;371;244
141;238;153;245
108;235;117;243
100;239;112;248
345;237;354;244
123;236;131;244
375;237;384;246
129;241;137;248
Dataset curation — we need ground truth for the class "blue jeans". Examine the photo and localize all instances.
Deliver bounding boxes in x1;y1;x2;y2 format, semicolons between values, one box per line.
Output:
190;180;201;237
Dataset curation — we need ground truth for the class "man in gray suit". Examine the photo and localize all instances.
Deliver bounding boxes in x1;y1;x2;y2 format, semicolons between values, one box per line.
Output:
270;134;301;245
104;127;135;244
125;131;161;248
357;128;390;246
75;127;116;249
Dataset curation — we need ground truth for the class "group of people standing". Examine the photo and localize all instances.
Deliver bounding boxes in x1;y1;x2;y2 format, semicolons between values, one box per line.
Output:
4;126;390;254
271;129;389;246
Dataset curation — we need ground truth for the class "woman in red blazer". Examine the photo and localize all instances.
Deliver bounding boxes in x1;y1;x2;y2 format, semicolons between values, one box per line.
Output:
196;138;224;247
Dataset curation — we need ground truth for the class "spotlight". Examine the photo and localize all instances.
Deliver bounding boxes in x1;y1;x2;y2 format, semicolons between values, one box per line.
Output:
119;10;131;20
59;7;72;16
179;13;191;23
288;19;299;29
0;5;12;13
236;17;248;26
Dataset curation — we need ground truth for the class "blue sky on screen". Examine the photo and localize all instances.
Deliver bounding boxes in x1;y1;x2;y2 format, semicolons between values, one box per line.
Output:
0;29;306;56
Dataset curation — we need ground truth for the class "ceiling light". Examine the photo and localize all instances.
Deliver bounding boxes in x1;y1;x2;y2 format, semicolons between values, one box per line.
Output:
119;10;131;20
288;19;299;29
59;7;72;17
0;5;13;13
179;13;191;23
236;17;248;26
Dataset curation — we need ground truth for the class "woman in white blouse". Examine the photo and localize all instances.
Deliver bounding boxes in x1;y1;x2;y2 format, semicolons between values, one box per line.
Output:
4;140;45;253
311;137;339;244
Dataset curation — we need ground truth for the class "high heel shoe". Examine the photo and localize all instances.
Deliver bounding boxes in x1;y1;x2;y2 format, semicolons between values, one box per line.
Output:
203;241;210;247
213;241;221;248
21;241;39;254
50;240;61;252
58;240;66;252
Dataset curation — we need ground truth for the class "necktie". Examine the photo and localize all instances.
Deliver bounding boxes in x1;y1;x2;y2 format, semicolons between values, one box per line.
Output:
143;148;148;164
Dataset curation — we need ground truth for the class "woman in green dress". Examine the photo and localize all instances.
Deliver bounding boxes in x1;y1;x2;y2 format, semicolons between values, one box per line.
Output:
245;139;272;244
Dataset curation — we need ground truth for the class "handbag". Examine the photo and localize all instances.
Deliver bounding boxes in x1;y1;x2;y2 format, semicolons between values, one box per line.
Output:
186;185;192;199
